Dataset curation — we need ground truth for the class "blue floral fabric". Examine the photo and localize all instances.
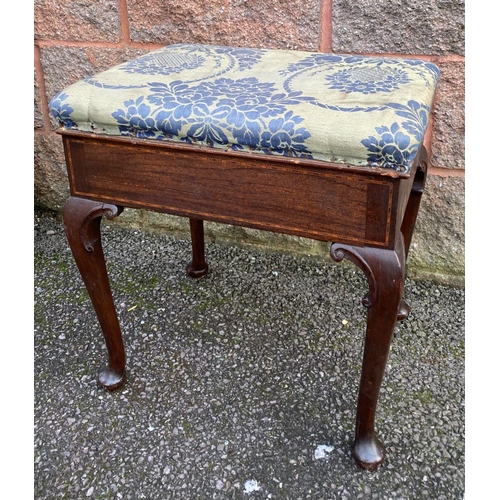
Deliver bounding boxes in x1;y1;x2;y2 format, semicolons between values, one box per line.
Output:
50;44;439;173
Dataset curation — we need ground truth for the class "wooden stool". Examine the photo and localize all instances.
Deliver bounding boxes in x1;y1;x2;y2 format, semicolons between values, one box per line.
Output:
49;44;439;470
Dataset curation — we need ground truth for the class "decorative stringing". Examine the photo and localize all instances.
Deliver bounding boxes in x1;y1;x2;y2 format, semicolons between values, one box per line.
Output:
50;44;439;173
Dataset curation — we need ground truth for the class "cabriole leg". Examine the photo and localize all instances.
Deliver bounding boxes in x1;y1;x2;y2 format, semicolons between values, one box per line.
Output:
62;196;126;390
331;232;406;470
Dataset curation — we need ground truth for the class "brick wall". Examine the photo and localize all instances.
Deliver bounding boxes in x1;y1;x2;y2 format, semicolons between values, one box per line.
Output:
34;0;465;283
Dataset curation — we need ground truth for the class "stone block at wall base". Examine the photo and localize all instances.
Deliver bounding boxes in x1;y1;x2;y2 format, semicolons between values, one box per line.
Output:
104;172;465;287
406;174;465;286
110;209;331;259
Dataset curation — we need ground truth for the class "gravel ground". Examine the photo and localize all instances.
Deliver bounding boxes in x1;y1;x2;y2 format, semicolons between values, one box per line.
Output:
34;211;465;499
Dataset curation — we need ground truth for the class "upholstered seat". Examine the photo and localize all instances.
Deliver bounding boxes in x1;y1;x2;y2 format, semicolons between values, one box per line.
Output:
50;44;439;174
50;43;440;470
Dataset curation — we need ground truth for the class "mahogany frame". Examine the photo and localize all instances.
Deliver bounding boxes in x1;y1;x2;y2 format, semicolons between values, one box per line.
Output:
59;129;427;470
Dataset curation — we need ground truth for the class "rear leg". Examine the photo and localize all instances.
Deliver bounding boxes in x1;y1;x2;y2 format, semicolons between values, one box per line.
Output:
186;218;208;278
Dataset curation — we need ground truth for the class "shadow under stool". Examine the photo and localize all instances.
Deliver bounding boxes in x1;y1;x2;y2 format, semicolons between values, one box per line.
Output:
49;44;439;470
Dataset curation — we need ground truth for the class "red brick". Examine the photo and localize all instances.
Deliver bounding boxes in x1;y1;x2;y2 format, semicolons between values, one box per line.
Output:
127;0;323;50
35;67;44;130
332;0;465;56
34;133;69;210
431;60;465;169
34;0;121;42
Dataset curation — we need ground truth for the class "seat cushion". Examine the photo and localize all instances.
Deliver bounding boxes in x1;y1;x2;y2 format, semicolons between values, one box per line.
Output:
49;44;439;174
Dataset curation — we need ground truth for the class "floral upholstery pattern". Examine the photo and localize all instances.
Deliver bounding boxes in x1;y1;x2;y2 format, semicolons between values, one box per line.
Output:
50;44;439;173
